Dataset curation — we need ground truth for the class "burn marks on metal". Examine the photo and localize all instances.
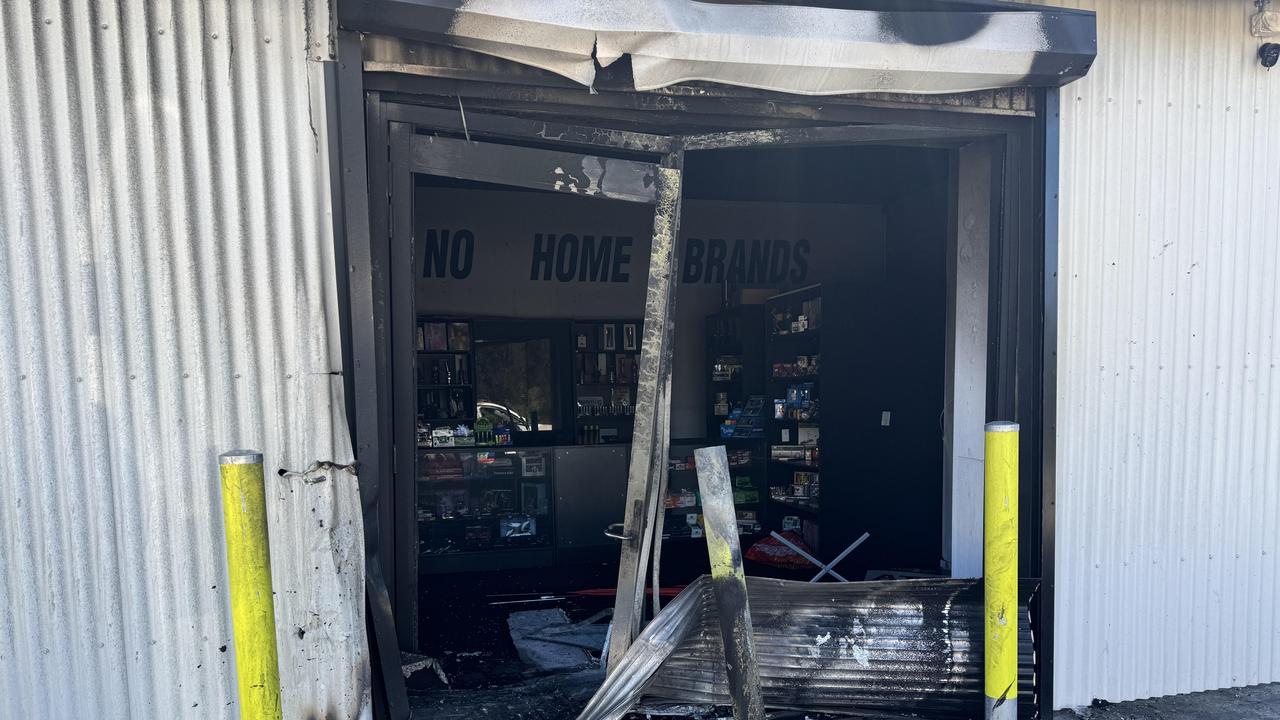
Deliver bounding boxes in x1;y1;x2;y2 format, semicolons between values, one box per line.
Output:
605;164;683;670
580;577;1041;719
878;12;994;46
409;134;659;204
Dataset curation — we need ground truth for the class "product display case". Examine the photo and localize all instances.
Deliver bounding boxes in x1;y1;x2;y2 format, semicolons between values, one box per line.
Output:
765;285;824;553
417;447;555;573
572;319;642;445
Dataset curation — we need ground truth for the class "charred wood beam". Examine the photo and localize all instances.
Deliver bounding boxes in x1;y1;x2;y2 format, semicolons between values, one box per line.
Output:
606;155;684;671
407;134;660;203
695;446;765;720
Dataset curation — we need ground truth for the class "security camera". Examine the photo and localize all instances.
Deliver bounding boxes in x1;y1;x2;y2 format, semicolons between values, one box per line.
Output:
1262;43;1280;68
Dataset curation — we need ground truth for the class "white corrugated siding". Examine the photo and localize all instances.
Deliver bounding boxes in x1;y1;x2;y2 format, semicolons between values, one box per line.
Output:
1041;0;1280;709
0;2;370;719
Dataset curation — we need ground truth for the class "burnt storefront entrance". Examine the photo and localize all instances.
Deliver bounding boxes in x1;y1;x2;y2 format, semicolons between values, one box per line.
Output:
329;2;1095;717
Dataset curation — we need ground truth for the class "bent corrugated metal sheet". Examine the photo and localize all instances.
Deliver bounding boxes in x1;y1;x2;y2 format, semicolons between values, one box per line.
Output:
579;576;1038;720
349;0;1096;95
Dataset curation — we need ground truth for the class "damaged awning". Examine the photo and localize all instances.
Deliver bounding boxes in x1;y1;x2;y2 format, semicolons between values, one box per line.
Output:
345;0;1095;96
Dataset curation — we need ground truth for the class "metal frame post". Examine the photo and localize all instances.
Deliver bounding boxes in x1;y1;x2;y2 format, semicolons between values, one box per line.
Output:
695;446;765;720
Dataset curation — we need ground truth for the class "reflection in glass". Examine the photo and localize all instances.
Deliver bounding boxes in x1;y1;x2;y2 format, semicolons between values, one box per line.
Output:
474;338;556;431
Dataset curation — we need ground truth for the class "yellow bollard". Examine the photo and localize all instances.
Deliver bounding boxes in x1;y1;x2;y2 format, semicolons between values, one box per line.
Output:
219;450;283;720
984;422;1018;720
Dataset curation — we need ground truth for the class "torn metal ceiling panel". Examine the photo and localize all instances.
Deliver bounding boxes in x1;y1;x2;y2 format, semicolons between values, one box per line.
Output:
578;575;1040;720
344;0;1096;96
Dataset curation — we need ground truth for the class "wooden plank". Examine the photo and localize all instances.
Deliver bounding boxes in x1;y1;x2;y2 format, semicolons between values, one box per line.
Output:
605;162;683;671
694;445;765;720
408;133;660;204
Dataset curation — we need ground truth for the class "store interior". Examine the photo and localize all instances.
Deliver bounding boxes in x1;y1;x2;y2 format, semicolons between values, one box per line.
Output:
410;143;953;676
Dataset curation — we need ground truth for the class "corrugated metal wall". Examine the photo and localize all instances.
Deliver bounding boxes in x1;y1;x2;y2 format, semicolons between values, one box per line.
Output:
1042;0;1280;708
0;2;370;719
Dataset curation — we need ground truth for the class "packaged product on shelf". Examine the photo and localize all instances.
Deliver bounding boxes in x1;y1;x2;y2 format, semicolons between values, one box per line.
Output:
464;525;492;548
520;483;549;515
665;489;698;509
500;515;536;538
430;427;455;447
437;490;468;518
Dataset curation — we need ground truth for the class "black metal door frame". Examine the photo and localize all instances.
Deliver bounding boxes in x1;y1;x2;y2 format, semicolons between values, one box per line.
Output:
336;37;1059;711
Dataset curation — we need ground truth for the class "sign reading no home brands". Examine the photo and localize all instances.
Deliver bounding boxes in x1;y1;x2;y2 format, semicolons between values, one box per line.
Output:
422;230;813;287
414;187;885;318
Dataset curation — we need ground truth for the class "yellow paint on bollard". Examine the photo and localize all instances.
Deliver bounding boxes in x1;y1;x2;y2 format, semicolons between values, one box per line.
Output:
219;451;283;720
984;423;1018;720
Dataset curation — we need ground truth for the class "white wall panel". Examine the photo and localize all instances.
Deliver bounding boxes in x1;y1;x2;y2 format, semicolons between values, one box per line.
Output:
0;2;370;718
1038;0;1280;708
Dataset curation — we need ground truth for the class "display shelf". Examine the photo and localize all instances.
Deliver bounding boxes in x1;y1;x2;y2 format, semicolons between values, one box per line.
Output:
770;458;820;472
572;319;642;445
771;496;820;513
416;447;555;573
764;286;826;552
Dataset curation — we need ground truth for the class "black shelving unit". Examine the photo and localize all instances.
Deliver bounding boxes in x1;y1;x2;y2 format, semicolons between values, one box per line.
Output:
572;319;642;445
705;305;767;439
415;317;477;430
764;285;825;557
761;279;930;579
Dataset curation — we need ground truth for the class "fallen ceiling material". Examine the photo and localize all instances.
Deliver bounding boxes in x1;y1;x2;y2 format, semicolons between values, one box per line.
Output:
578;575;1039;720
351;0;1096;95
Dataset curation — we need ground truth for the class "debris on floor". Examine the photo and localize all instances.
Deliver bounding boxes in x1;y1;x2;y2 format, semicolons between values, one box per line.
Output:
579;575;1041;720
507;608;605;671
401;653;449;691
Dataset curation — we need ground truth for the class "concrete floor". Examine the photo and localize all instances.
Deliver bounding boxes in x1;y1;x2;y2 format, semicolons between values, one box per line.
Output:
1054;684;1280;720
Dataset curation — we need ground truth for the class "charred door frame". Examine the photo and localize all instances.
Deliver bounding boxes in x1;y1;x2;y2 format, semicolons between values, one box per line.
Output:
338;48;1059;713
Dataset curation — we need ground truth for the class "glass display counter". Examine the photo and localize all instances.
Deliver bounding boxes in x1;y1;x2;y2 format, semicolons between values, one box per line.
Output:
416;447;554;573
